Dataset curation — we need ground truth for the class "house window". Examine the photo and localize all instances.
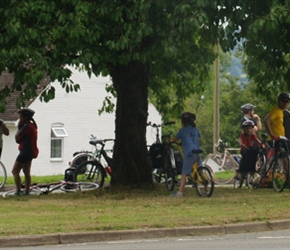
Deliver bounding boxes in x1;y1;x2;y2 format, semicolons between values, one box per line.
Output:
50;124;68;161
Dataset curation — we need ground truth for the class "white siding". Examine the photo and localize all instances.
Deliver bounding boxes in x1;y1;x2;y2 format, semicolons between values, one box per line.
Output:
1;67;161;176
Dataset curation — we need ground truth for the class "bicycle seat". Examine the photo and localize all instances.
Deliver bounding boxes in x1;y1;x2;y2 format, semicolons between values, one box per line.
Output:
191;149;203;154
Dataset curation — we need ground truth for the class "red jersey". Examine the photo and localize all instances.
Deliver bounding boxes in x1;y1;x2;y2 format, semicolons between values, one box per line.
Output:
240;133;259;152
18;123;39;158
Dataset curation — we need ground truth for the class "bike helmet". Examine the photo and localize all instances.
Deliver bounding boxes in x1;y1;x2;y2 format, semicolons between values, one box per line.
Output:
179;112;196;124
278;92;290;100
18;107;35;119
242;120;255;128
241;103;255;114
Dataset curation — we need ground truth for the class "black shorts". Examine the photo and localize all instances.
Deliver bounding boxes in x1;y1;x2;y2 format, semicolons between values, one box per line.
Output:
16;152;33;163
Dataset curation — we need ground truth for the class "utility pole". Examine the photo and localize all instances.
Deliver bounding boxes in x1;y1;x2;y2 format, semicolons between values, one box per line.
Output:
213;43;220;153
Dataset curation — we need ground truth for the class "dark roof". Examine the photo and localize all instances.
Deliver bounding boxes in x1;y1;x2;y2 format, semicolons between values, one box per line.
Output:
0;71;50;121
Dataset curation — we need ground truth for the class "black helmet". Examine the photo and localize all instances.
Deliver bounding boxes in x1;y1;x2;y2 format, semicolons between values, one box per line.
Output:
179;112;196;124
241;103;255;114
242;120;255;128
278;92;290;100
18;107;35;119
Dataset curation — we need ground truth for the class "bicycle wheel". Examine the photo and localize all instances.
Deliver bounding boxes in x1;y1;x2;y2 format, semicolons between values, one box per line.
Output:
2;187;42;198
249;153;266;189
60;182;99;192
75;160;105;188
164;148;176;191
272;153;289;192
208;153;237;185
0;161;7;190
195;165;214;197
70;152;94;168
233;171;245;189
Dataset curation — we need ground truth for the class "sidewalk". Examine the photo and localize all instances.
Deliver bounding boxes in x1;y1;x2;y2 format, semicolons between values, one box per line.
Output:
0;219;290;248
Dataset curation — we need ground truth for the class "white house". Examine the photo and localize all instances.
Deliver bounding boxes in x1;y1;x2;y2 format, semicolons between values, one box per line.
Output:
0;67;161;176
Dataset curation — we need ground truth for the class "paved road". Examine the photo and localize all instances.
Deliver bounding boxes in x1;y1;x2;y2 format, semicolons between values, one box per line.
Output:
1;218;290;248
2;229;290;249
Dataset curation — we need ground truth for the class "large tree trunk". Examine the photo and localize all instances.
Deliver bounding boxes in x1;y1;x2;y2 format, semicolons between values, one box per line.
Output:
109;61;153;187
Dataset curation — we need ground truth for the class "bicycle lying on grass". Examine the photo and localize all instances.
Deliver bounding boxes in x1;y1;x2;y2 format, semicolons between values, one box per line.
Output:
2;180;99;198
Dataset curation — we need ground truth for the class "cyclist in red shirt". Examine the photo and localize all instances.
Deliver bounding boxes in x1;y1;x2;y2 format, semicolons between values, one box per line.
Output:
238;120;261;174
12;108;39;196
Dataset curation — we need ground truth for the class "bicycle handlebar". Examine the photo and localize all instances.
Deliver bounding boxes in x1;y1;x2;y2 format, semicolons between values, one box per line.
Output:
147;121;175;127
89;135;114;146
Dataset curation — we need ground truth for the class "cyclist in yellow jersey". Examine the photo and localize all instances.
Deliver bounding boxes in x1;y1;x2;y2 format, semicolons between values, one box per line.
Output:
264;92;290;142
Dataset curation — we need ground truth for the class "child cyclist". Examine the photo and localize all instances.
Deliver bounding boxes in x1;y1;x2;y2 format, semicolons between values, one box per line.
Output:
238;120;261;174
172;112;202;197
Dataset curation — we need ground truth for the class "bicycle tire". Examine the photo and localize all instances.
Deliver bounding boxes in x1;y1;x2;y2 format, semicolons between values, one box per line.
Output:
195;165;214;197
272;153;289;192
2;187;42;198
206;153;237;185
233;171;245;189
164;148;176;191
70;152;94;168
60;182;99;192
250;153;266;189
74;160;105;188
0;161;7;190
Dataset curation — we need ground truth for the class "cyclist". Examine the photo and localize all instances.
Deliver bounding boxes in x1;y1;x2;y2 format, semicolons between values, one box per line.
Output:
238;120;262;174
12;108;39;196
240;103;262;132
172;112;202;197
264;92;290;152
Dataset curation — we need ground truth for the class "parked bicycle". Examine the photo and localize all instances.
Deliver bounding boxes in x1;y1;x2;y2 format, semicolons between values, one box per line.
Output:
203;139;240;185
69;136;114;188
147;121;178;191
2;180;99;197
250;134;290;192
0;160;7;190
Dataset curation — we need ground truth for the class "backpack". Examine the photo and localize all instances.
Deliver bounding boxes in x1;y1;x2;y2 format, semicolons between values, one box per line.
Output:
149;143;165;169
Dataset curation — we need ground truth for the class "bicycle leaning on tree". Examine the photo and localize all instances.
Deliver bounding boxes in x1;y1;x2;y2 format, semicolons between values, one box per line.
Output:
147;121;178;191
69;135;114;188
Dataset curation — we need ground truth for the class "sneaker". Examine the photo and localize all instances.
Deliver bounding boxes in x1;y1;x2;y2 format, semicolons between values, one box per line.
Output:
13;191;22;196
172;192;183;197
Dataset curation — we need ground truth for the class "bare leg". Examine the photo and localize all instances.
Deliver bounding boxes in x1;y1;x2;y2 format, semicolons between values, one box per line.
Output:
22;161;32;194
178;174;187;194
12;161;23;192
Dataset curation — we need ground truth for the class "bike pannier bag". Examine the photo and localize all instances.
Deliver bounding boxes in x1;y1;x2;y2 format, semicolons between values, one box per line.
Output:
149;143;165;169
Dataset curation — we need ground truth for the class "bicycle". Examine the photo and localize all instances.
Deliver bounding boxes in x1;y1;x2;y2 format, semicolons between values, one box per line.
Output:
147;121;177;191
250;134;290;192
69;136;114;187
2;180;99;198
188;160;214;197
203;139;240;185
0;160;7;190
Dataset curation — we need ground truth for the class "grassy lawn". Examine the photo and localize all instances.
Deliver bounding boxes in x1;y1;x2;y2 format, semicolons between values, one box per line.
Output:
1;177;290;237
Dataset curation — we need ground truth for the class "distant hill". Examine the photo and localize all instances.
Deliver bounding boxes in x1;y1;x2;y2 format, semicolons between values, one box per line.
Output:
227;52;248;84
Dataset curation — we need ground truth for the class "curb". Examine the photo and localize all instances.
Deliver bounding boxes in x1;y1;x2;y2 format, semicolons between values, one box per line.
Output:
1;219;290;248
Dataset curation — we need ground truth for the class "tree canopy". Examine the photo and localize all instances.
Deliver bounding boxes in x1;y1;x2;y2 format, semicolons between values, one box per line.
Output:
0;0;288;187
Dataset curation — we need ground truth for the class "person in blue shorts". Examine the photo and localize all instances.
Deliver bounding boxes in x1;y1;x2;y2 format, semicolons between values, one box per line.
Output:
12;108;39;196
172;112;202;197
